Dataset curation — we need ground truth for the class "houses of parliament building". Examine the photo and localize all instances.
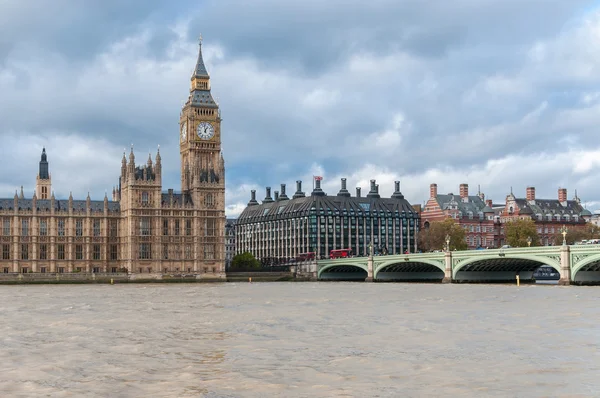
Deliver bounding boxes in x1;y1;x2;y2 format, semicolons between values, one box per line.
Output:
0;40;226;277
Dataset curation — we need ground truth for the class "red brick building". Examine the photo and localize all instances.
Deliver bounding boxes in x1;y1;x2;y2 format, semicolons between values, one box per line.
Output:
497;187;592;246
421;183;496;249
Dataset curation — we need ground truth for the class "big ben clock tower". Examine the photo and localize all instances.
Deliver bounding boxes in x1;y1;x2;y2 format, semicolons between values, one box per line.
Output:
179;37;226;273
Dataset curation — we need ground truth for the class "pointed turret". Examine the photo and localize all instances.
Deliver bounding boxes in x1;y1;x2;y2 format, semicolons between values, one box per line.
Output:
193;35;210;78
19;186;24;199
39;148;49;179
147;152;153;167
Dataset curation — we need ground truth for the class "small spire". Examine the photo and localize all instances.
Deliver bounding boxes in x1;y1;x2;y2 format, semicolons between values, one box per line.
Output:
147;152;153;166
51;191;55;200
19;186;24;199
193;35;209;78
69;191;73;201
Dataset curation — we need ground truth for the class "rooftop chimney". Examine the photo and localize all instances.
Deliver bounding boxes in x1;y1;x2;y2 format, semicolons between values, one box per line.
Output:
367;179;380;198
293;180;305;199
356;187;361;198
486;199;493;208
311;178;325;196
558;188;567;204
526;186;536;202
392;180;404;199
274;191;279;201
430;183;438;198
263;187;274;203
459;183;469;199
337;178;351;197
248;190;259;206
279;183;289;200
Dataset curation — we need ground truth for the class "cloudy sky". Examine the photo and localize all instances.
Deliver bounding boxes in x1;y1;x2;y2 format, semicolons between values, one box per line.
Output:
2;0;600;216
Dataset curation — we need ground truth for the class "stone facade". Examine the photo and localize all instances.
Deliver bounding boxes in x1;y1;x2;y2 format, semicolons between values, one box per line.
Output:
0;40;226;276
225;218;236;269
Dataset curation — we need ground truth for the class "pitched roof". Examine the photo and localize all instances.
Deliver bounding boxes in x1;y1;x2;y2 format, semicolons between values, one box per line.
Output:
0;198;119;212
435;194;488;215
514;198;584;216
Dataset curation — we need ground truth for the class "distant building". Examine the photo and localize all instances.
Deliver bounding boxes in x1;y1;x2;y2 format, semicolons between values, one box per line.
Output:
499;187;592;246
225;218;236;269
421;183;497;249
236;178;420;262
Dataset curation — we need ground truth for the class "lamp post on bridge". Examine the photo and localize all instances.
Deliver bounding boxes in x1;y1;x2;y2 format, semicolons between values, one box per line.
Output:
526;236;532;247
445;234;451;252
560;225;568;246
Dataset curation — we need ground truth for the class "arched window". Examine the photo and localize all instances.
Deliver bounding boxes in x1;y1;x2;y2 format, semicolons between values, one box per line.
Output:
142;192;149;206
204;193;213;208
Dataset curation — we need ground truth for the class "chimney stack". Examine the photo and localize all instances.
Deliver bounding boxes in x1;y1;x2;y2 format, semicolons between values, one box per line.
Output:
367;180;380;198
263;187;274;203
430;183;438;198
274;191;279;201
526;186;536;202
337;178;351;197
293;180;305;199
459;183;469;199
356;187;361;197
486;199;493;208
279;183;289;200
558;188;567;204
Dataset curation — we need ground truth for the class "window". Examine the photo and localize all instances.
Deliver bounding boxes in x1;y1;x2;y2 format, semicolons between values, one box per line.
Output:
39;244;47;260
204;244;215;260
175;220;180;236
204;219;216;237
21;219;29;236
76;220;83;236
76;244;83;260
2;244;9;260
21;244;29;260
40;219;48;236
58;267;65;273
163;219;169;236
40;267;46;274
139;243;151;260
93;244;101;260
58;244;65;260
93;220;101;236
58;219;65;236
142;192;149;206
109;220;118;237
93;267;100;273
185;244;192;259
204;193;213;208
110;245;118;261
2;218;9;236
140;217;151;236
186;219;192;236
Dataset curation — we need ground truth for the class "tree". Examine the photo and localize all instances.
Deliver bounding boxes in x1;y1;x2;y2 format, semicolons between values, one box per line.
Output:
418;218;467;252
504;219;540;247
231;252;260;271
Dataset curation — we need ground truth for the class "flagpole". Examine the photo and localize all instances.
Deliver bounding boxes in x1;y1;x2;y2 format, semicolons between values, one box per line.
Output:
312;175;314;192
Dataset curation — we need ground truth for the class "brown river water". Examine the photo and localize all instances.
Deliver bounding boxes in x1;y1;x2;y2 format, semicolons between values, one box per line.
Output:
0;283;599;397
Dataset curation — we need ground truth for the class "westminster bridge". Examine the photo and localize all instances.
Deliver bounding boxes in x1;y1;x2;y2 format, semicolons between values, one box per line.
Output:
316;244;600;285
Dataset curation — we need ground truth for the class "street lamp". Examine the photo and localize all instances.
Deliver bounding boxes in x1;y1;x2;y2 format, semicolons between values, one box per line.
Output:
368;241;373;258
526;236;532;247
560;225;568;246
445;234;451;252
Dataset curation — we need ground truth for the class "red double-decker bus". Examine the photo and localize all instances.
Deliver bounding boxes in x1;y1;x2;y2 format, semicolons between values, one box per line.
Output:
297;252;316;261
330;249;352;259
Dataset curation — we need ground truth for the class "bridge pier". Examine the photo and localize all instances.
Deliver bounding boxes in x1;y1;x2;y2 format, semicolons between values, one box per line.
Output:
558;245;571;286
366;256;374;282
442;251;452;283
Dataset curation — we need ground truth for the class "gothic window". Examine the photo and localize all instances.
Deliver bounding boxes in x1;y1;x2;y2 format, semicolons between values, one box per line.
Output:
76;220;83;237
109;220;118;237
175;220;180;236
21;244;29;260
2;244;10;260
39;219;48;236
93;220;101;236
58;219;65;236
185;244;192;259
140;217;151;236
186;219;192;236
76;244;83;260
2;218;10;236
139;243;152;260
93;244;101;260
204;193;213;208
39;244;47;260
58;244;65;260
163;244;168;260
204;244;215;260
21;219;29;236
110;245;118;261
142;192;149;206
163;219;169;236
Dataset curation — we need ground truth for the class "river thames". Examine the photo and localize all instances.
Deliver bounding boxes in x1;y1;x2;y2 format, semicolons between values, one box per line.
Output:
1;283;599;397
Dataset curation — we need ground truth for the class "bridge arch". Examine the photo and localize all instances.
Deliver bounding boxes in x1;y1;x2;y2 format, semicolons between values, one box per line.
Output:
318;262;368;280
374;258;445;280
571;253;600;283
452;253;561;282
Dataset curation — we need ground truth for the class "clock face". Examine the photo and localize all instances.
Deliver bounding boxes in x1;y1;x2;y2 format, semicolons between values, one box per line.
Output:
180;123;187;142
197;122;215;140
